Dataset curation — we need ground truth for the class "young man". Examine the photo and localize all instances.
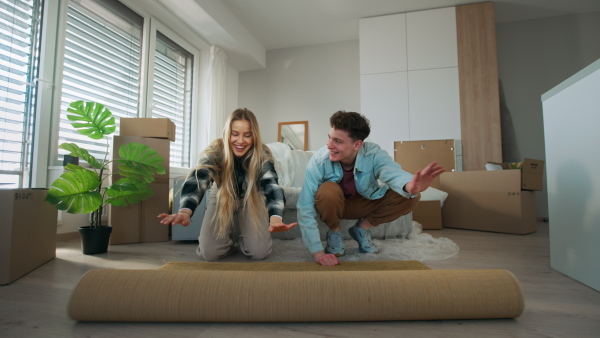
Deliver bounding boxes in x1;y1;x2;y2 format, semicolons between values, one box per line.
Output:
297;111;445;266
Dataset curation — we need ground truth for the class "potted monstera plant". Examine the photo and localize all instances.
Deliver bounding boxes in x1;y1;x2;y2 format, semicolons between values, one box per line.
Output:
46;100;165;255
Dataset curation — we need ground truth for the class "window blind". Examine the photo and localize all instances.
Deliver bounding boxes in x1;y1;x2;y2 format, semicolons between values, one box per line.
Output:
152;31;192;168
0;0;41;188
58;0;142;162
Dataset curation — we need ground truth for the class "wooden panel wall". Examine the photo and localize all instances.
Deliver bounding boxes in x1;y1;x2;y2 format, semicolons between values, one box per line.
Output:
456;2;502;171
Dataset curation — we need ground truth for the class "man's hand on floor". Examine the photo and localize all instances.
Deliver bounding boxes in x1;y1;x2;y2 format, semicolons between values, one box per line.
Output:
314;251;341;266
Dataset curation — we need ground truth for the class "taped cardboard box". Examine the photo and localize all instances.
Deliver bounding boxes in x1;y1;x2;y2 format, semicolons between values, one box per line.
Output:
120;118;176;142
413;200;442;230
109;181;170;244
0;189;58;285
440;170;537;235
487;158;545;191
108;135;171;244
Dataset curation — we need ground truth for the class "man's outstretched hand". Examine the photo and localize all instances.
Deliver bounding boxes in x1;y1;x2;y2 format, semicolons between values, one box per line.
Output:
404;161;446;195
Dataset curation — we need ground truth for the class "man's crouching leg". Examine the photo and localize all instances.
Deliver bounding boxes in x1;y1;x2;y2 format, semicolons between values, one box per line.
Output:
315;182;346;256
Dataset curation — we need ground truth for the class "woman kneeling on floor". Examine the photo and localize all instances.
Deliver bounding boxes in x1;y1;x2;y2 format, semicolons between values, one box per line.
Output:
158;108;297;261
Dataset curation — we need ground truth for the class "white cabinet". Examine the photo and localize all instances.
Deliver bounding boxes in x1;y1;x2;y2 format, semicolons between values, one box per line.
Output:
359;14;407;75
406;7;457;71
360;3;500;166
360;72;409;156
408;67;460;141
359;7;460;157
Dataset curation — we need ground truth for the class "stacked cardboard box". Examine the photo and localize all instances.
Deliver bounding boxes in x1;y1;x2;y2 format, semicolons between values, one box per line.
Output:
493;158;545;191
440;159;545;235
108;118;175;244
120;118;176;142
0;189;58;284
394;139;457;229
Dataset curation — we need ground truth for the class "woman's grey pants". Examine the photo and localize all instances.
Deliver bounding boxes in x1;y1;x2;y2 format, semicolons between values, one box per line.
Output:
196;185;272;261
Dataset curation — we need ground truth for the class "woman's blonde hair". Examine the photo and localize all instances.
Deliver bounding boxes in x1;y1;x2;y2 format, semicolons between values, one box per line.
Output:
193;108;272;237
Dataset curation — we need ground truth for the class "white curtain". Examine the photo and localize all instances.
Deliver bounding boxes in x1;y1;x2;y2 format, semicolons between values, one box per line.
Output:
206;45;228;143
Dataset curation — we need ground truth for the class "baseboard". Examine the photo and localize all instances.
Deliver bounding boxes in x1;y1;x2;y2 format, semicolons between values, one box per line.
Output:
57;231;79;242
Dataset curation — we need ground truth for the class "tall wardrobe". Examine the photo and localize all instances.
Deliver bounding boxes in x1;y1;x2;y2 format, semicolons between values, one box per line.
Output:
359;2;501;171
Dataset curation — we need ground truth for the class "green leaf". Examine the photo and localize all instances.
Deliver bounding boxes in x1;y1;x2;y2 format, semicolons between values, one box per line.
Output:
503;162;523;170
115;142;166;183
63;163;84;172
117;166;155;184
105;183;154;207
45;168;102;214
66;100;116;139
59;143;103;169
113;176;152;188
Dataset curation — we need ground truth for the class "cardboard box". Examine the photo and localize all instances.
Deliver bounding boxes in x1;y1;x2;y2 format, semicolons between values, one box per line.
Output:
413;200;442;230
120;118;176;142
0;189;58;285
440;170;537;234
109;181;170;244
487;158;545;191
109;136;171;244
394;139;457;189
395;140;456;229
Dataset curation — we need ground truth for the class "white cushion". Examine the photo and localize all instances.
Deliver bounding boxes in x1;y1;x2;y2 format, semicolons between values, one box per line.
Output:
266;142;294;187
419;187;449;206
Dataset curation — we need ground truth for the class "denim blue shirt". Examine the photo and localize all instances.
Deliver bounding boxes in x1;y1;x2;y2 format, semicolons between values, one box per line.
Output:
297;142;415;254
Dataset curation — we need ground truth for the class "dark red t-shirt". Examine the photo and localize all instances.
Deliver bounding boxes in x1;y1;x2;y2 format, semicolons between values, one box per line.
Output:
339;167;358;199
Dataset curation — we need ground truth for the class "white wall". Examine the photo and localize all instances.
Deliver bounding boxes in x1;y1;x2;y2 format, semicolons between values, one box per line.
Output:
238;40;360;151
496;10;600;219
225;63;239;124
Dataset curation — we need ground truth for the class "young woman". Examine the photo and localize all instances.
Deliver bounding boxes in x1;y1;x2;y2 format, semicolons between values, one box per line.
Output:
158;108;296;261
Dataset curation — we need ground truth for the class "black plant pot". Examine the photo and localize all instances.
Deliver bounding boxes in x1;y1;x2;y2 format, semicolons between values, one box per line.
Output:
79;225;112;255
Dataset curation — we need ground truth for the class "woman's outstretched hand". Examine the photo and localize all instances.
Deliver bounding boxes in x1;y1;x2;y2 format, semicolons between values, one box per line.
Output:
268;217;298;233
158;211;191;226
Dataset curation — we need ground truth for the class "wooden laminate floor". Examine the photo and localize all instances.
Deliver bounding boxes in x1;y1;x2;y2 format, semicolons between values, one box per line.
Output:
1;222;599;337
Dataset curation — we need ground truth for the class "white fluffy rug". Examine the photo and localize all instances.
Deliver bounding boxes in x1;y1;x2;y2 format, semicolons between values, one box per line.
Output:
261;221;459;263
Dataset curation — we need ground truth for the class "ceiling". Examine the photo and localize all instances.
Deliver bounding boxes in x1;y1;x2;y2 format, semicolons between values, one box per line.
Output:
220;0;600;50
153;0;600;71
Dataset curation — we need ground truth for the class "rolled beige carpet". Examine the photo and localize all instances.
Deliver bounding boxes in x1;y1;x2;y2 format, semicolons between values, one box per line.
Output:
67;268;524;322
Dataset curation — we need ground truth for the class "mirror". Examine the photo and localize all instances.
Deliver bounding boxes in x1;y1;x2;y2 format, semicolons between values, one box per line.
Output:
278;121;308;151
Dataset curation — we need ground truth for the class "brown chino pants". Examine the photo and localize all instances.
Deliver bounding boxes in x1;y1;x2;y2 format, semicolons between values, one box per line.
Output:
314;181;420;230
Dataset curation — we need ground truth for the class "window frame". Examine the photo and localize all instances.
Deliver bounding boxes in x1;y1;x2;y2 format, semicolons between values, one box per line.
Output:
30;0;60;188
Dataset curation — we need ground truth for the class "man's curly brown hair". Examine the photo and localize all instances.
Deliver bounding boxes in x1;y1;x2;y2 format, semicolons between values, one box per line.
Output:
329;111;370;141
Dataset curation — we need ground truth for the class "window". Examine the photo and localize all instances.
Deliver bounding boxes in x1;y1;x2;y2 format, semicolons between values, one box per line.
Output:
57;0;142;162
0;0;42;188
55;0;197;169
151;31;193;168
